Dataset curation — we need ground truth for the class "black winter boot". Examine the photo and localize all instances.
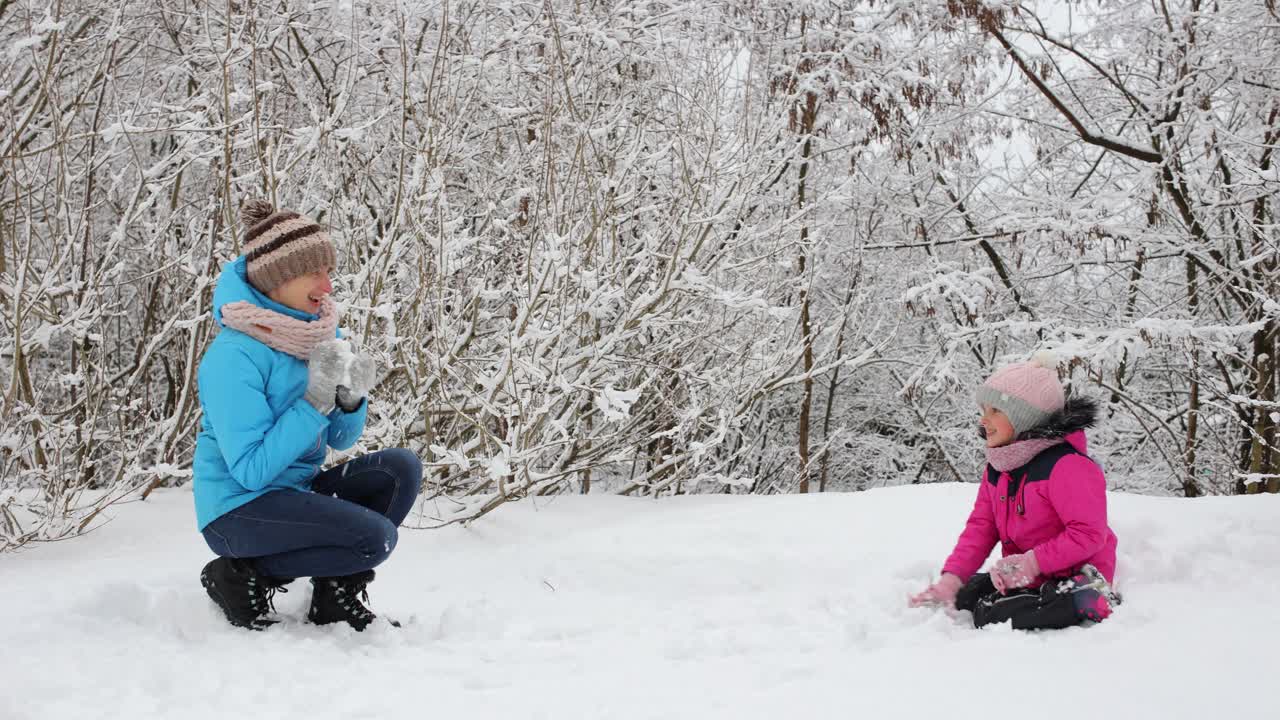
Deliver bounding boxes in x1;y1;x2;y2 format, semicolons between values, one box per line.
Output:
200;557;290;630
307;570;399;631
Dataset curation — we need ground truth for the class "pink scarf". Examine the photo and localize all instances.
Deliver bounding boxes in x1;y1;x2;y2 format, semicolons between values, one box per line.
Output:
219;298;339;360
986;437;1064;473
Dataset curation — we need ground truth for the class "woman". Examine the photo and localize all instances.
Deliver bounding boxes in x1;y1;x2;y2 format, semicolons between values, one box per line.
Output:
193;199;421;631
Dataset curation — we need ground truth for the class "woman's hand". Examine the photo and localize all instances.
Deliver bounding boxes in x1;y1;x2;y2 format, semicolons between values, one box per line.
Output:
304;339;349;414
336;353;375;412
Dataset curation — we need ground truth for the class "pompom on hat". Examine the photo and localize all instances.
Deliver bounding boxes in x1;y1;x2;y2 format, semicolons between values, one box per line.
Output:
974;350;1066;435
239;199;337;294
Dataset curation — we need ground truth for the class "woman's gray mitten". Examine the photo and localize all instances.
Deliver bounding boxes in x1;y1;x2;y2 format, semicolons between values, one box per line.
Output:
305;339;348;414
336;353;376;412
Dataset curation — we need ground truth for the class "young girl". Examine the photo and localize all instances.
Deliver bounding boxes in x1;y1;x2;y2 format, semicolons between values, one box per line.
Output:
910;355;1120;630
193;200;422;631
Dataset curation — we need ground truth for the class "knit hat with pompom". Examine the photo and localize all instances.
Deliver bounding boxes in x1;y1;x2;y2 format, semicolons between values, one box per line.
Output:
975;351;1066;435
239;199;337;294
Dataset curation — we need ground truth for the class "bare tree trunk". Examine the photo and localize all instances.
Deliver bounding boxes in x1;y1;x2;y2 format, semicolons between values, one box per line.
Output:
793;140;814;489
796;129;814;493
818;271;861;493
794;13;817;494
1245;320;1278;493
1182;258;1202;497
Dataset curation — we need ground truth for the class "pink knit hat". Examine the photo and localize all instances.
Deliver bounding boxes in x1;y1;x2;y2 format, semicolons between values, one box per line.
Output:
974;351;1065;435
239;199;337;294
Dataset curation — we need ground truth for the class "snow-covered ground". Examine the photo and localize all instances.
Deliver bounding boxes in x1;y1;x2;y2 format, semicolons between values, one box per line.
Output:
4;484;1278;720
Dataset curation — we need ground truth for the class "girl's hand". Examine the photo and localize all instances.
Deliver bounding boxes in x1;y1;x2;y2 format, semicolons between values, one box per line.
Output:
990;551;1040;594
909;573;963;608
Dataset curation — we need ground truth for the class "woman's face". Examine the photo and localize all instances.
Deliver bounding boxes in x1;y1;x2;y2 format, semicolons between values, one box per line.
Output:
268;269;333;314
979;405;1016;448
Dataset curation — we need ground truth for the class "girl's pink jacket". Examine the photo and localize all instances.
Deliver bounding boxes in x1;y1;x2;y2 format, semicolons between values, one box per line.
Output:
942;430;1118;585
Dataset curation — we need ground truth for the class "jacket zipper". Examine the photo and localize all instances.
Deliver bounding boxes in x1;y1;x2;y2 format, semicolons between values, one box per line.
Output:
1002;471;1029;553
1002;473;1012;541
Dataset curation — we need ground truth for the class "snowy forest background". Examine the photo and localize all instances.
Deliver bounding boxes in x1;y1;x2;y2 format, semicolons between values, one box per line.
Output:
1;0;1277;549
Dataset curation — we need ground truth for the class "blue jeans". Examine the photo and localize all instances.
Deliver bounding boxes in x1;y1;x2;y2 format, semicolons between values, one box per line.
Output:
201;448;422;578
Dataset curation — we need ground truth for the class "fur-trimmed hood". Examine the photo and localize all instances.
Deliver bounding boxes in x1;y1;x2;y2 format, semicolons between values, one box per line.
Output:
978;396;1100;443
1016;396;1099;441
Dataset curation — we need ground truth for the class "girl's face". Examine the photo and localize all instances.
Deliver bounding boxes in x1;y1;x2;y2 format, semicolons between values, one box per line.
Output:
268;269;333;314
979;405;1016;448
